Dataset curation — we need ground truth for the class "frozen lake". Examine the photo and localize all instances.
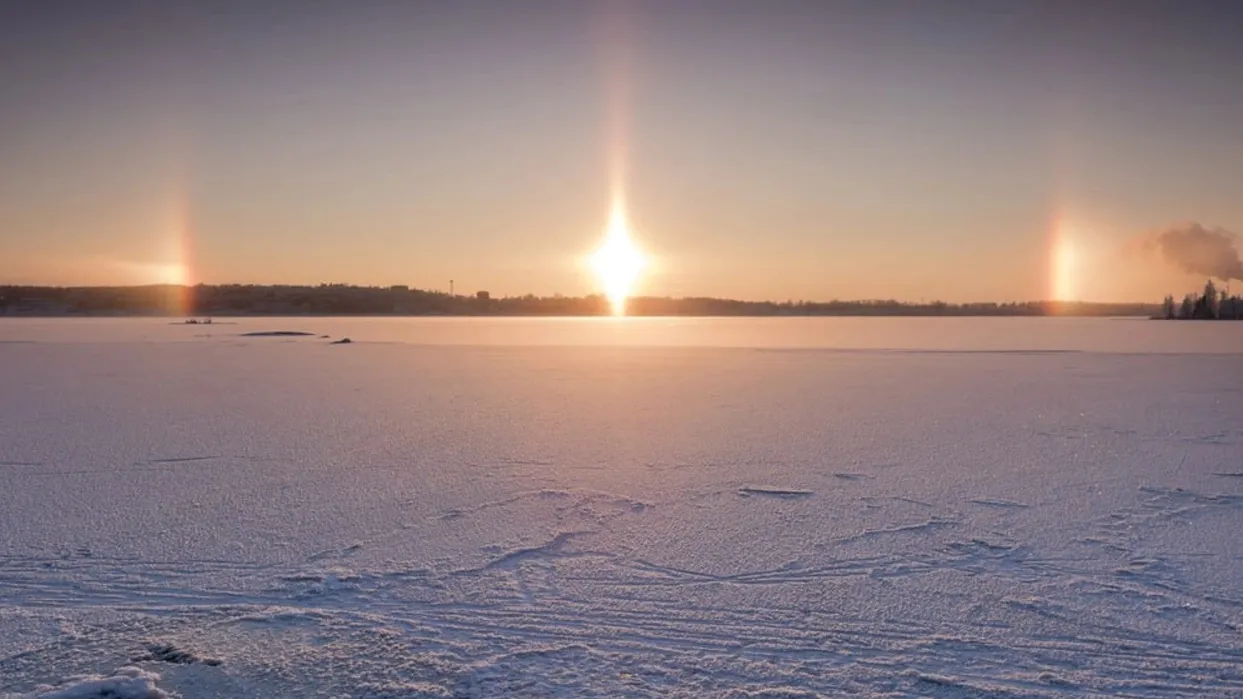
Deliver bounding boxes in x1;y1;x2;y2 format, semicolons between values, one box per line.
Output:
2;317;1241;697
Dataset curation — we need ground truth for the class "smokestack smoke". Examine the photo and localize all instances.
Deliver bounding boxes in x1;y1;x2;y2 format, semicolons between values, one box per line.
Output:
1152;223;1243;281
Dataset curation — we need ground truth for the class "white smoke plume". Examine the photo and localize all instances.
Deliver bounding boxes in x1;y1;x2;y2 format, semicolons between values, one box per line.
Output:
1150;223;1243;281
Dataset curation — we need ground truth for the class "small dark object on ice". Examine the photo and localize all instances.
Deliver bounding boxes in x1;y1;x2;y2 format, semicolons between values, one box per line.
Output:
133;643;221;666
241;330;315;337
330;337;353;344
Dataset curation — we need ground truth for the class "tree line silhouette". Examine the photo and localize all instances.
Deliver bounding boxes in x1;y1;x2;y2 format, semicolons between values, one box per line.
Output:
1;283;1162;318
1159;280;1242;320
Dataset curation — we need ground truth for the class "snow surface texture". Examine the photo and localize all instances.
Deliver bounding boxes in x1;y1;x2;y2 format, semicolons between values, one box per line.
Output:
18;667;170;699
2;317;1241;697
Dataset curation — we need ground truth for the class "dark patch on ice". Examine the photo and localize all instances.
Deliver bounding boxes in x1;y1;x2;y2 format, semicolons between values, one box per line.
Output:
329;337;353;344
240;331;316;337
1214;472;1243;478
133;643;221;666
969;498;1031;508
738;485;814;499
1039;672;1075;686
832;472;870;481
945;538;1015;555
280;574;327;582
142;456;218;465
0;460;43;466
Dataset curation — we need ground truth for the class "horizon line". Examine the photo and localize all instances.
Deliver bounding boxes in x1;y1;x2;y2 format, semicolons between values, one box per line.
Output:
0;281;1170;308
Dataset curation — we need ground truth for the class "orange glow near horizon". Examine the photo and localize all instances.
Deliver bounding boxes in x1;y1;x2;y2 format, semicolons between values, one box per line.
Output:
1049;215;1079;303
159;181;195;316
590;198;646;315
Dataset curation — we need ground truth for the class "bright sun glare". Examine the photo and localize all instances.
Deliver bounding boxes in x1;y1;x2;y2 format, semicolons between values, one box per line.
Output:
590;201;646;315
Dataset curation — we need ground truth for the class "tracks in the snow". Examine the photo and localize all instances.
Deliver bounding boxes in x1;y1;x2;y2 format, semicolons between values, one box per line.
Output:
4;481;1243;696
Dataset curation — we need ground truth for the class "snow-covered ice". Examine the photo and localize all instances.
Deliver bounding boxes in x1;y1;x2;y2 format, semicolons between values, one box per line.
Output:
17;667;170;699
2;317;1241;697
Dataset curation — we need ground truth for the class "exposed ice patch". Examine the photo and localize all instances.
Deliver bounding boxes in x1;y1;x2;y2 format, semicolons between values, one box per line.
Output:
737;486;814;499
969;498;1031;508
239;331;315;337
139;456;217;465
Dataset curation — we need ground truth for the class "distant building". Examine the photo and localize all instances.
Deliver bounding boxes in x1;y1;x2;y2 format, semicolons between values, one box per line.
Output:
390;285;409;293
476;290;490;301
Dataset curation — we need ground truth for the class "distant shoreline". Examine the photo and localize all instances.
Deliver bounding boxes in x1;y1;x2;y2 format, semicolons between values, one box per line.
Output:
1;283;1161;319
0;309;1161;320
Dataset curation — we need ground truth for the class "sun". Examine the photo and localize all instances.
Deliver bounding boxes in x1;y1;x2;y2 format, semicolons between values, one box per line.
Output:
590;201;646;315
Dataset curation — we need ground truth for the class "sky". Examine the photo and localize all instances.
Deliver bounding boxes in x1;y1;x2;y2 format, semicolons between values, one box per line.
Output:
1;0;1241;303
